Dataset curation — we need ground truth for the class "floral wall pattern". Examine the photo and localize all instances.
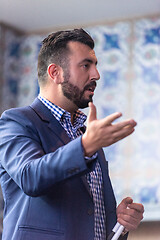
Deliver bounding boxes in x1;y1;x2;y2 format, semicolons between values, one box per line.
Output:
1;30;43;113
0;16;160;237
132;18;160;220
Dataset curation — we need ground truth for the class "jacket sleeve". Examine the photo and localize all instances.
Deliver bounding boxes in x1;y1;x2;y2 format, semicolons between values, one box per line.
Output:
0;108;89;197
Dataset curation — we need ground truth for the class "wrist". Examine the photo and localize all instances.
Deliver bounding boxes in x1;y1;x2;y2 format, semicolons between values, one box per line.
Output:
81;134;96;157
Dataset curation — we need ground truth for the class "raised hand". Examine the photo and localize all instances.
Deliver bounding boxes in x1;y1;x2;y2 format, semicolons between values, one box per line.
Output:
82;102;137;156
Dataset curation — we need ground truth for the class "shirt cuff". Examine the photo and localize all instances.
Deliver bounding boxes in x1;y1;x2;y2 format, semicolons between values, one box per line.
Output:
84;152;98;164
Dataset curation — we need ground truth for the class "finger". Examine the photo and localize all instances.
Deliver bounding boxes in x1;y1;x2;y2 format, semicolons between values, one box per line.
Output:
128;203;144;213
111;119;137;133
110;127;136;143
117;197;133;216
87;102;97;123
117;210;143;231
117;216;141;231
117;219;138;231
118;207;144;220
117;207;144;226
118;209;143;225
120;197;133;207
100;112;122;126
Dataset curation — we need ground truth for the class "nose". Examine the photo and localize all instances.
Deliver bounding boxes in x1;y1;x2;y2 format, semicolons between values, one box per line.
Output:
91;66;100;81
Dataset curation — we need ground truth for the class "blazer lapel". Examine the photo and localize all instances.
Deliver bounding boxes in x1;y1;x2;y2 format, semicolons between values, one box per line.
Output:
30;98;70;145
31;98;93;198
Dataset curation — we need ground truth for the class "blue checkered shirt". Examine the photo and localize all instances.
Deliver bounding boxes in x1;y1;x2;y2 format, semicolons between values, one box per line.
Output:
38;95;106;240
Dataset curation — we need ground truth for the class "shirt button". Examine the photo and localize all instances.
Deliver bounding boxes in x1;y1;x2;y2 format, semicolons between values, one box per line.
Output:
87;208;93;215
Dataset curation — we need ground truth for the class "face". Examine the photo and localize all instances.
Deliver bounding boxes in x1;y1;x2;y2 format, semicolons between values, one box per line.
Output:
61;41;100;109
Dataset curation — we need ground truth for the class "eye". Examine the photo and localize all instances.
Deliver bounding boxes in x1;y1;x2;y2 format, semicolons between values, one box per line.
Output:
83;64;89;69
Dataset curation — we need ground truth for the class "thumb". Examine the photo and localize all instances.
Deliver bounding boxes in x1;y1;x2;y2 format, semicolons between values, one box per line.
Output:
121;197;133;207
87;102;97;123
117;197;133;215
117;197;133;217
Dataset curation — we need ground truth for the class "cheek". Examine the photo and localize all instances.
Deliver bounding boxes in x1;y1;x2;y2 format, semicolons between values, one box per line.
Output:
70;69;89;88
72;79;85;90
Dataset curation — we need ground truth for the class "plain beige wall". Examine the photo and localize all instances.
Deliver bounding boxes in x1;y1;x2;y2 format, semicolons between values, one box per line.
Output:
128;222;160;240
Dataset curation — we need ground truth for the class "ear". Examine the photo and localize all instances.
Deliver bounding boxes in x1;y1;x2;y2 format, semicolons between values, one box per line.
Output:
47;64;63;84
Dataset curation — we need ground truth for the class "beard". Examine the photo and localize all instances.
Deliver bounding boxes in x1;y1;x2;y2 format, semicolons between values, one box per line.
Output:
61;70;96;109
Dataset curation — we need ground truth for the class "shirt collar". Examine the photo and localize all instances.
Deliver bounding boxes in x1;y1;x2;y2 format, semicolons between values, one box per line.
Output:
38;95;87;126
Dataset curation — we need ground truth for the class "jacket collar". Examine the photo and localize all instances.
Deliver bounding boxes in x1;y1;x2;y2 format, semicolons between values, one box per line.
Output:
30;97;71;145
30;98;98;200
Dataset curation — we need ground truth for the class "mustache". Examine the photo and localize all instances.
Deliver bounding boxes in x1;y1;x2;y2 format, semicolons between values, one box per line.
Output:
83;81;97;91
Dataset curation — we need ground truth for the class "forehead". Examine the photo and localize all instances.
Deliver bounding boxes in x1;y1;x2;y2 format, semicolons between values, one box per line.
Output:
68;41;97;62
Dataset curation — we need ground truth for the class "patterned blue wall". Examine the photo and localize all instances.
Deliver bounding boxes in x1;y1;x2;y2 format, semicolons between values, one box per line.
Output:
87;18;160;221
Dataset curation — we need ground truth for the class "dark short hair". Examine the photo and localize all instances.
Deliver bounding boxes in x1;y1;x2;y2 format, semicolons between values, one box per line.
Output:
37;28;94;85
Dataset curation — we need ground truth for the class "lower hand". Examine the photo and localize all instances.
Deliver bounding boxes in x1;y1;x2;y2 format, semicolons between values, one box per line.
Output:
116;197;144;232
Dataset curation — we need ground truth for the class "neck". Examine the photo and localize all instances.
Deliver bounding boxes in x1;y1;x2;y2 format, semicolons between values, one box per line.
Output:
39;88;78;116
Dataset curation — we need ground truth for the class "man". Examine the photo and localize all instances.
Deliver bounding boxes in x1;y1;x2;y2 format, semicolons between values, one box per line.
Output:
0;28;144;240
